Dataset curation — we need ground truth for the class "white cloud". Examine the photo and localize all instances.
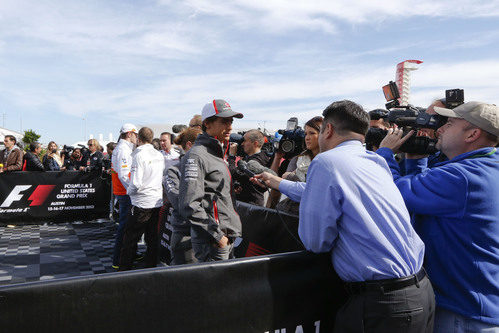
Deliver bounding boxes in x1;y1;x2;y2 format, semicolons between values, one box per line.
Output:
176;0;499;34
1;0;499;143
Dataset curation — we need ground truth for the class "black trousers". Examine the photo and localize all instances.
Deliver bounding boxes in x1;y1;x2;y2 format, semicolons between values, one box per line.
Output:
334;274;435;333
119;206;160;271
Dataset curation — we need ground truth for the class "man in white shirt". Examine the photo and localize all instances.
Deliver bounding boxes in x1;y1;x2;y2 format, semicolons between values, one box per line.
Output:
119;127;165;270
111;123;138;269
160;131;180;170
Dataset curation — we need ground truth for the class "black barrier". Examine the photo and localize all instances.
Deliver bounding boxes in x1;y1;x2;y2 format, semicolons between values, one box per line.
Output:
235;201;304;257
157;201;303;263
0;251;347;333
0;171;111;224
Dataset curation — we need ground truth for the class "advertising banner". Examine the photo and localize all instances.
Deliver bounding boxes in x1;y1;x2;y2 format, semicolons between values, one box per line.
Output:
0;171;111;224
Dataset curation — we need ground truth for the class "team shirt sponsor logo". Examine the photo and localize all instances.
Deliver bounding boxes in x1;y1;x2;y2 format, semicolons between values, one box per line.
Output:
184;158;198;179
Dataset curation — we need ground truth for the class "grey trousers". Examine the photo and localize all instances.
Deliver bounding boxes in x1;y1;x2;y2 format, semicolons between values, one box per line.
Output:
191;241;234;262
334;274;435;333
170;230;196;265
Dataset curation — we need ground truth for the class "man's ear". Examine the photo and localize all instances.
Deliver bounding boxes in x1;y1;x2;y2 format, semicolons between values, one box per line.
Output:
464;127;481;143
324;123;334;139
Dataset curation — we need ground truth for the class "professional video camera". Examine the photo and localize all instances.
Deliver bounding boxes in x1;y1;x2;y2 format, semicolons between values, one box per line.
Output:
229;132;246;157
61;145;74;160
276;117;305;159
367;82;464;154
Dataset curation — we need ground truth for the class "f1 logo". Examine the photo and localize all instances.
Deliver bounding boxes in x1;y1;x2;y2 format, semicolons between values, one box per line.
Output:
0;185;32;207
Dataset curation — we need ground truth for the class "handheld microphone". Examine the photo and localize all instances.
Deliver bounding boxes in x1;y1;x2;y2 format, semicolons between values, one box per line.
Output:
247;160;277;176
237;160;267;187
237;160;255;177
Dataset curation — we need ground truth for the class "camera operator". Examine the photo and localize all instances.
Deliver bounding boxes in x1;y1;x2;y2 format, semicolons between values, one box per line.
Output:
377;101;499;331
253;100;434;332
164;127;202;265
179;99;243;262
267;116;323;215
42;141;64;171
63;148;84;171
80;139;103;172
228;129;270;206
368;109;390;130
23;142;44;171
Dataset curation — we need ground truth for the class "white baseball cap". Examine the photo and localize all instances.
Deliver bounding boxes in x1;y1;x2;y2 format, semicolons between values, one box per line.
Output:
120;123;138;134
201;99;243;121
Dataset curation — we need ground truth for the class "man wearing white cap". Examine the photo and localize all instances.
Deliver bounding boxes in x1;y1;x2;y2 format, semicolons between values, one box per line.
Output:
378;101;499;331
111;123;138;269
179;99;244;262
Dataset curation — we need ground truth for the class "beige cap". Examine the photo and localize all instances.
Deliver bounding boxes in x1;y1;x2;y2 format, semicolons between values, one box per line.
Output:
434;101;499;136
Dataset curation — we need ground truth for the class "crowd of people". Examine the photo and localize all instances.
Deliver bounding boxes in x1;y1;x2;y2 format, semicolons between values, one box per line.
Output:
1;93;498;332
0;137;110;173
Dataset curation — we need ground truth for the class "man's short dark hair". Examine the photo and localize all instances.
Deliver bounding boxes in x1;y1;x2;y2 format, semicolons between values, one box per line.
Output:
29;142;41;152
160;132;172;140
202;116;217;132
245;130;265;148
106;142;117;150
322;100;369;136
4;135;16;144
139;127;154;144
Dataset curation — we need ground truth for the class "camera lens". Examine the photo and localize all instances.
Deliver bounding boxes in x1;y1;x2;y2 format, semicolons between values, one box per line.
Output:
281;140;294;153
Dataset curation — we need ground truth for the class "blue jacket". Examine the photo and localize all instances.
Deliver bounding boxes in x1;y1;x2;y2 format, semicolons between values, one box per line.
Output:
377;147;499;325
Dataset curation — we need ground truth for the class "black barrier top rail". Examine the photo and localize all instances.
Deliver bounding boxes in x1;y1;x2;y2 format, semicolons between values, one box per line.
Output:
0;251;346;333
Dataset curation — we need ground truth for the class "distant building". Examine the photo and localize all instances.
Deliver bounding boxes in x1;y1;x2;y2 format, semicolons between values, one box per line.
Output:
0;127;23;147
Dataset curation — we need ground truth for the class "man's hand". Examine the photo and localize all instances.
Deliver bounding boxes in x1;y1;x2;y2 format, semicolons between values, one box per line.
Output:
251;172;283;190
379;128;414;153
234;185;243;194
217;235;229;248
229;143;238;156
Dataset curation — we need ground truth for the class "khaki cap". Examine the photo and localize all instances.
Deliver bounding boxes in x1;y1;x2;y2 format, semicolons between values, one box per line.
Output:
434;101;499;136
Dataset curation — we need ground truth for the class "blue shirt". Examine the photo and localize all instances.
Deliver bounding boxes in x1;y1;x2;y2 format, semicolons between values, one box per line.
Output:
377;147;499;325
279;140;424;282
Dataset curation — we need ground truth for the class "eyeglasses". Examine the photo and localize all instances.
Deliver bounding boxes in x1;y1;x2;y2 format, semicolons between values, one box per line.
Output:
88;143;93;146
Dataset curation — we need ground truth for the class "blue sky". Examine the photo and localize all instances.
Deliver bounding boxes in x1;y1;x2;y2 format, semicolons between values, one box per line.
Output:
1;0;499;145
